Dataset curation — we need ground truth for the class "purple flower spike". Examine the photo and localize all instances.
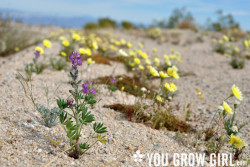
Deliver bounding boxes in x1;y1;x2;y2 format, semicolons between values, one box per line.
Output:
110;77;116;84
90;88;96;94
82;83;89;94
67;98;74;107
33;50;41;63
70;51;82;70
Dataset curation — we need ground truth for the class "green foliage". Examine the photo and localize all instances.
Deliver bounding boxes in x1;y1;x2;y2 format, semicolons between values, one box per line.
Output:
98;18;116;28
153;7;194;28
108;86;118;92
146;28;162;39
50;58;67;71
215;43;227;54
25;63;46;75
0;14;39;57
121;21;134;30
206;10;239;31
84;22;100;30
230;58;245;69
36;103;62;127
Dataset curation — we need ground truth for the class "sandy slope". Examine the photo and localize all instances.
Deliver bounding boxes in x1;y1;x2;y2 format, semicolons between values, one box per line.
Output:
0;28;249;166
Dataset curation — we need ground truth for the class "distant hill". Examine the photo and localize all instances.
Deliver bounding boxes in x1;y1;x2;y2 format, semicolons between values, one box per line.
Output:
0;8;97;28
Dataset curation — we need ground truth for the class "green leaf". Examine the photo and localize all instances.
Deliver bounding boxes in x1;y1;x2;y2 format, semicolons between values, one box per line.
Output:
59;112;67;124
79;143;90;150
81;107;95;124
57;98;68;109
93;122;107;134
96;134;107;144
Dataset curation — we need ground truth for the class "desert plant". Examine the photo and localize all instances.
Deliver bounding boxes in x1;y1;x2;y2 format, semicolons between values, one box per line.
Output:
50;57;67;71
17;73;61;127
84;22;99;30
205;84;246;160
177;20;196;31
56;51;107;158
0;14;39;57
98;18;116;28
230;58;245;69
121;21;134;30
25;48;46;80
206;10;239;31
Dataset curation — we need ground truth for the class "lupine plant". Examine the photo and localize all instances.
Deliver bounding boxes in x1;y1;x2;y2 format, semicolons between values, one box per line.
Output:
56;51;107;158
25;48;46;80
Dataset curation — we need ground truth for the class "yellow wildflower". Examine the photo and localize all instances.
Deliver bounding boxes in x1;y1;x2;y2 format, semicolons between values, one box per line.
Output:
121;86;125;92
134;58;141;64
61;51;66;57
139;65;144;70
145;59;151;65
127;43;132;48
232;84;243;101
154;58;160;66
244;40;249;48
229;135;245;148
141;53;148;59
120;39;126;45
149;66;159;76
159;71;168;78
62;40;70;47
223;35;229;42
43;39;52;48
86;48;92;56
87;58;95;65
156;96;162;102
164;82;177;92
92;41;98;50
79;48;86;54
72;33;80;41
223;101;233;114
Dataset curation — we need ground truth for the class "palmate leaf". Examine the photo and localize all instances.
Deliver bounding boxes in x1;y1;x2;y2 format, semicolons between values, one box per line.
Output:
79;143;90;150
93;122;107;134
80;107;95;124
96;134;107;144
57;98;68;109
59;112;67;124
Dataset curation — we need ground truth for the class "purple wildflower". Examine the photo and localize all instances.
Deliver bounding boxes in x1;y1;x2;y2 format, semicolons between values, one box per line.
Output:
69;51;82;70
110;77;116;84
90;88;96;94
67;98;74;107
33;50;41;63
82;83;89;94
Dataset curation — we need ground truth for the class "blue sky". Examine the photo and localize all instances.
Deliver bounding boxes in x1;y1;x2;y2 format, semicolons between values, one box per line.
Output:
1;0;250;30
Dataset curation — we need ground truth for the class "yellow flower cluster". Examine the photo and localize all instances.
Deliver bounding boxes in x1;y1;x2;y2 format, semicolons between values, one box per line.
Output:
164;82;178;92
43;39;52;48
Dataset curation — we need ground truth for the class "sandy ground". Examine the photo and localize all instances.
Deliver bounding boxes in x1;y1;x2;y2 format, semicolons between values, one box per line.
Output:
0;28;249;167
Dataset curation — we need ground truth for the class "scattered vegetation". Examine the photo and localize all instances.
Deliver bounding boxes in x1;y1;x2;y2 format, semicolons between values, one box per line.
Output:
0;14;40;56
121;21;134;30
104;103;194;133
204;84;247;160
